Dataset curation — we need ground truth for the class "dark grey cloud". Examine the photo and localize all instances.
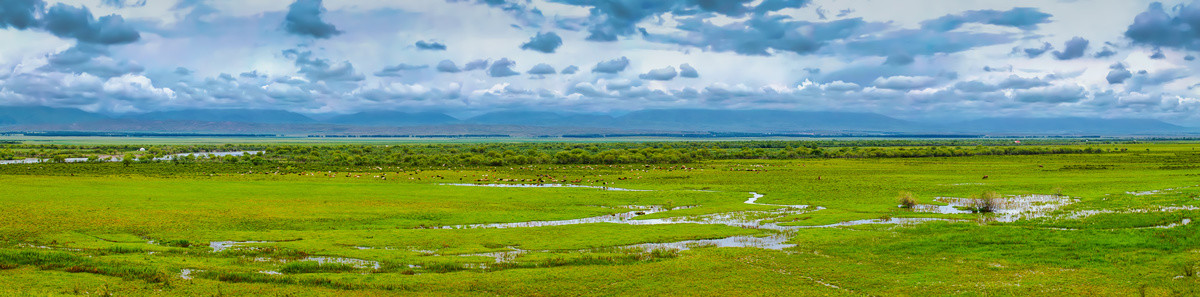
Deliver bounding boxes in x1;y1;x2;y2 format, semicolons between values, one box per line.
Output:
1150;49;1166;59
284;0;341;39
415;40;447;50
1124;2;1200;49
553;0;814;42
520;32;563;53
921;7;1052;32
39;44;143;78
679;63;699;78
527;63;556;75
1094;47;1117;58
282;49;364;82
551;0;697;41
639;66;677;81
753;0;811;14
592;56;629;73
42;4;140;44
648;15;866;56
0;0;42;29
463;59;489;71
560;65;579;74
436;60;461;73
488;58;520;77
1107;63;1132;84
1052;37;1088;60
1018;42;1052;58
375;63;429;77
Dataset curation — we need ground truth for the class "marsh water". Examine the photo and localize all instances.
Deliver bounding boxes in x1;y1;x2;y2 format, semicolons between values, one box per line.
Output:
0;151;263;165
201;183;1195;275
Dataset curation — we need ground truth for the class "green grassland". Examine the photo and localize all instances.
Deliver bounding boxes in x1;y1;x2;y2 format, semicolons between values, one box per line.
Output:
0;141;1198;296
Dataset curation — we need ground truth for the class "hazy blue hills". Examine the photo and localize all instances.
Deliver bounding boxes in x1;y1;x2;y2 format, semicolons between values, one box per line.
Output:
0;106;1194;135
327;111;459;126
125;109;317;124
0;106;109;125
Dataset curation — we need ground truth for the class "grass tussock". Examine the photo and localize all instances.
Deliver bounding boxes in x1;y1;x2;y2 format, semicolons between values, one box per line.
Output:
897;191;917;208
970;191;1004;213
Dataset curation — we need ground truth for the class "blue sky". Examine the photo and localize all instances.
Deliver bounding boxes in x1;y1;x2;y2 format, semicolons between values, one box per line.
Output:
1;0;1199;123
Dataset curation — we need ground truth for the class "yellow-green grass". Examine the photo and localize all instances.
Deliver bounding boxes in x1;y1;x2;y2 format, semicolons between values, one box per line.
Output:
0;142;1198;295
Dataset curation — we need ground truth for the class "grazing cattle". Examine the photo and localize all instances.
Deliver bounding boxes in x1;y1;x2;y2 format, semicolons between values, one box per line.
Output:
982;175;989;179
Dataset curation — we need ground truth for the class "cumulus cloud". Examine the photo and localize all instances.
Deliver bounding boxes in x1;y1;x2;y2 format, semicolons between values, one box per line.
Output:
953;75;1050;93
1053;37;1088;60
436;60;461;73
639;66;677;81
921;7;1052;31
284;0;341;39
873;76;937;90
415;40;446;50
1124;2;1200;49
592;57;629;73
488;58;519;77
823;81;862;92
679;64;699;78
374;63;428;77
1014;84;1086;103
520;32;563;53
527;63;556;75
560;65;579;74
1107;64;1132;84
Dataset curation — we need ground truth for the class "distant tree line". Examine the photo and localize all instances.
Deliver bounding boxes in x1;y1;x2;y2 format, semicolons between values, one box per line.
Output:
0;140;1123;166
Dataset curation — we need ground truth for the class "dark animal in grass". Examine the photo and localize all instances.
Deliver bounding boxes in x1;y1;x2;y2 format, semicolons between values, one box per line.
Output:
982;175;989;179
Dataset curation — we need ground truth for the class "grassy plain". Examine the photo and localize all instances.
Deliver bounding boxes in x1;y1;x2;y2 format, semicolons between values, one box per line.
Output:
0;140;1198;296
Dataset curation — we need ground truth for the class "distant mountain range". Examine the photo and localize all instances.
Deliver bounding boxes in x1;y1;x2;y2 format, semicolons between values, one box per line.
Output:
0;106;1193;136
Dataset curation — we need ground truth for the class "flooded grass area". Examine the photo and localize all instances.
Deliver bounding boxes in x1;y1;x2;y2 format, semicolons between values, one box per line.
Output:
1;142;1199;295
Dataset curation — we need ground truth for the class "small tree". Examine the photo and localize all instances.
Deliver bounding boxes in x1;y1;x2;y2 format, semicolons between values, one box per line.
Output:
897;191;918;208
122;153;134;166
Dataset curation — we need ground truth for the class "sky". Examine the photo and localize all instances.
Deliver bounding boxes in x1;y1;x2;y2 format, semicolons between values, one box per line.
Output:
1;0;1200;123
